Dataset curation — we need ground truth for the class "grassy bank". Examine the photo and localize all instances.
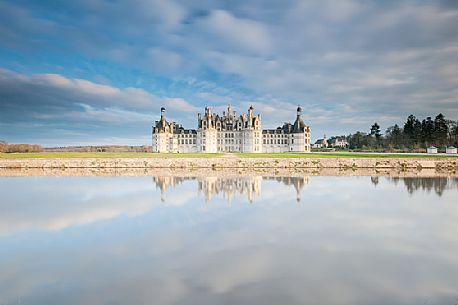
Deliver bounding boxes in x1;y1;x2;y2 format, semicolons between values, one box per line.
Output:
0;152;224;158
1;152;457;159
236;152;457;158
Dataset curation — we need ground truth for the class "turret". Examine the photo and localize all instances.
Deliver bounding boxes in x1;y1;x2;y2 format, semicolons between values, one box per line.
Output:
227;105;232;118
292;106;306;133
247;105;254;128
297;106;302;118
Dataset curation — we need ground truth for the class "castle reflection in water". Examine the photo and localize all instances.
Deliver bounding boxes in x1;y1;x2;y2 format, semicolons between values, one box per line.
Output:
153;175;458;203
153;176;309;203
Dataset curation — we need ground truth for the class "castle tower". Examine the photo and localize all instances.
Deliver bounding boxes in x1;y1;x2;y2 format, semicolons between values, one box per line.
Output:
152;107;174;152
248;105;254;128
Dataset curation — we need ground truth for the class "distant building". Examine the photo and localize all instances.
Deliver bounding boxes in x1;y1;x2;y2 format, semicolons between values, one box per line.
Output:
312;135;328;149
152;105;311;153
427;146;438;154
446;146;457;154
328;136;349;148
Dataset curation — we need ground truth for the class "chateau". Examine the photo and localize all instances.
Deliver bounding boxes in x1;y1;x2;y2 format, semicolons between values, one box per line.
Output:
152;105;311;153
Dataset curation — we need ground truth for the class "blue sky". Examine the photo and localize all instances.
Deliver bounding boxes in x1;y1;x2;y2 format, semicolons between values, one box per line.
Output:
0;0;457;146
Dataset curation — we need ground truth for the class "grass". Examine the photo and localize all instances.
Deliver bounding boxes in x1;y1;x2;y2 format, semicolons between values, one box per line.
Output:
0;152;224;158
0;151;456;159
235;152;458;158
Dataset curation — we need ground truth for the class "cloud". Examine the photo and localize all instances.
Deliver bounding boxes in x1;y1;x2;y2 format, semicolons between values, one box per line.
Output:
0;0;457;143
197;9;272;55
0;69;199;145
165;98;200;113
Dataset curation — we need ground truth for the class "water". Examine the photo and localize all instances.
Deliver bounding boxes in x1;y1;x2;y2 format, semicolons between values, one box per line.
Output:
1;173;458;305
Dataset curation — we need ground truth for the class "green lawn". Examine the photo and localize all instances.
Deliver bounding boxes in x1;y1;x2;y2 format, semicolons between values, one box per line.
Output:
0;152;224;158
0;151;456;159
235;152;457;158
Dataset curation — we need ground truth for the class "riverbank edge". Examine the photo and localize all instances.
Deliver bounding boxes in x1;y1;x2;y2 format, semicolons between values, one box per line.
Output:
0;157;457;170
1;167;457;177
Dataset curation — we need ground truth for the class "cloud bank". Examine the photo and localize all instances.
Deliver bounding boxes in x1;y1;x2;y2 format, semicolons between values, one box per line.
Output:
0;0;457;144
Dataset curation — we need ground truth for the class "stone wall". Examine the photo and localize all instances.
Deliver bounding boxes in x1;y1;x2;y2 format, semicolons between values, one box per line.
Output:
1;167;457;177
0;157;457;170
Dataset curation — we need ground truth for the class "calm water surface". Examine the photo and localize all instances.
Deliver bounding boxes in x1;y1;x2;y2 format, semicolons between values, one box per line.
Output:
1;175;458;305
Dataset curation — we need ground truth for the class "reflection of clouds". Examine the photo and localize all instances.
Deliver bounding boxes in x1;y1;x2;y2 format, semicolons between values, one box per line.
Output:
1;176;458;305
1;175;456;238
0;175;308;237
0;177;163;236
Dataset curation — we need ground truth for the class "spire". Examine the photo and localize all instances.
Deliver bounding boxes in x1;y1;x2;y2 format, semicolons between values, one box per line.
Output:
227;104;232;118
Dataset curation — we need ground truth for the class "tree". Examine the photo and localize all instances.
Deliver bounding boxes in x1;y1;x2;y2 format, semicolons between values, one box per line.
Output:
370;122;381;139
447;120;458;146
347;132;368;149
421;117;434;145
413;119;422;144
434;113;448;146
385;124;403;148
0;140;7;153
403;114;421;145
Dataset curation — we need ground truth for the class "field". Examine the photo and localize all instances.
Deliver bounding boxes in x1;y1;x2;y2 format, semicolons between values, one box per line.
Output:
235;152;457;158
0;152;456;159
0;152;224;158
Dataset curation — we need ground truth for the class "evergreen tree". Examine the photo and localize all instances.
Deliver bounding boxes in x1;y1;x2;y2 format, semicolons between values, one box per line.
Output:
434;113;448;146
447;120;458;146
421;117;434;145
386;124;403;147
347;132;368;149
413;119;422;144
403;114;420;145
370;122;381;139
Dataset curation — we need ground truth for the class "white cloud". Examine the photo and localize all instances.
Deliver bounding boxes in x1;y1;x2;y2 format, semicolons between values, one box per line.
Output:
165;98;200;113
1;0;458;143
198;9;272;55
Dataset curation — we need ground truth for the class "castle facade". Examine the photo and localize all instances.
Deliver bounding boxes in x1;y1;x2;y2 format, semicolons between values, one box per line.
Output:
152;105;311;153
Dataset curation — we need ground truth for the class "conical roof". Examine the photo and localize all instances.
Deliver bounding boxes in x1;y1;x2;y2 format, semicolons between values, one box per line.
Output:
292;116;306;132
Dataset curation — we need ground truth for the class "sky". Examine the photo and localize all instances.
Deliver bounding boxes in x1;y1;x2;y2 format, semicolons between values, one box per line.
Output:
0;0;457;146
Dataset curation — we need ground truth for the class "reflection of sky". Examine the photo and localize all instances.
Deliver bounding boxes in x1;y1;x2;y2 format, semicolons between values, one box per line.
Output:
0;176;458;305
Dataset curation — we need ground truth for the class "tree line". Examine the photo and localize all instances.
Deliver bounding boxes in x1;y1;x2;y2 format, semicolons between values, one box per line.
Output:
347;113;458;151
0;141;152;153
45;145;151;152
0;141;43;153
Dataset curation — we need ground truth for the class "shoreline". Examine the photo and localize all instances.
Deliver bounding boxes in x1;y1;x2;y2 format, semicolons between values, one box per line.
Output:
1;166;457;177
0;157;457;170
